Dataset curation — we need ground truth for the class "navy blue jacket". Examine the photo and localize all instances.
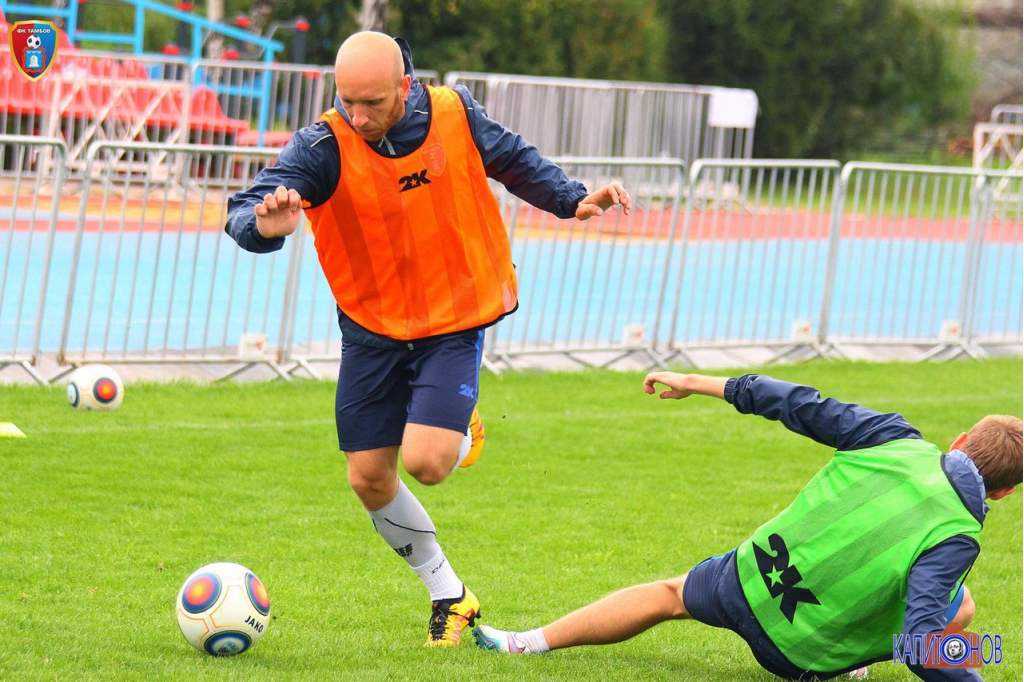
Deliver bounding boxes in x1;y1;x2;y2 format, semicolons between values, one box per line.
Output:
224;38;588;346
724;374;985;682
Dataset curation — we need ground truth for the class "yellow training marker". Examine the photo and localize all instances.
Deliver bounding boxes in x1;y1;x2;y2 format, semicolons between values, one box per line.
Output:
0;423;26;437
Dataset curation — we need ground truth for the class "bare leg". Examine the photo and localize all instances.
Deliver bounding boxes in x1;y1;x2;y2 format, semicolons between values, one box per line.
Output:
348;441;466;607
542;575;690;650
402;423;465;485
345;446;400;511
952;586;975;628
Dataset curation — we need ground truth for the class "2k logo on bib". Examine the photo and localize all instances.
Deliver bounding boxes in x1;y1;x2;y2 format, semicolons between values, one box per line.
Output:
752;533;821;623
9;21;59;82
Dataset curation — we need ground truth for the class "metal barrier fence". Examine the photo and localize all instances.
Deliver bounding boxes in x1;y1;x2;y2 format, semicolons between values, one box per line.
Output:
959;172;1023;349
484;157;686;370
0;141;1020;383
277;157;686;376
48;51;194;172
0;135;66;382
818;163;1023;361
973;121;1023;172
0;40;445;177
445;72;756;169
662;160;841;365
56;141;297;379
192;59;334;148
281;202;341;378
991;104;1024;125
1;49;195;169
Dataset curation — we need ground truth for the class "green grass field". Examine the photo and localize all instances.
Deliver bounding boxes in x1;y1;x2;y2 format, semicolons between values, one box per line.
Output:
1;359;1020;681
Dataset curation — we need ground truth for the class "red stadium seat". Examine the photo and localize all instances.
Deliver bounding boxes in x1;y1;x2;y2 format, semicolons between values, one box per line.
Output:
120;58;151;81
57;27;73;51
188;86;249;134
0;51;10;112
137;86;186;128
235;129;294;147
91;55;121;79
1;50;53;115
77;82;116;119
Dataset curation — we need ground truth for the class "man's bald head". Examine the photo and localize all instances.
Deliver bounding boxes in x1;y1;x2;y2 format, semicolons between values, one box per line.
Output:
335;31;404;84
333;32;410;143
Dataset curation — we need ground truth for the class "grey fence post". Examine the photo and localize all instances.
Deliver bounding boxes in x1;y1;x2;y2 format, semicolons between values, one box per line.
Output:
478;156;686;372
663;159;840;366
821;162;1022;361
0;136;68;383
817;162;852;356
56;141;289;380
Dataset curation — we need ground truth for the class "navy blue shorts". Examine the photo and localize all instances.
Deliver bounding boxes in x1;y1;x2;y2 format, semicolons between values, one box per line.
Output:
682;552;968;680
682;550;817;680
334;330;484;452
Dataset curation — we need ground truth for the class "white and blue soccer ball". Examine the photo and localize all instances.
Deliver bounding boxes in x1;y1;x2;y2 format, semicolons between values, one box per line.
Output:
66;364;124;411
176;562;271;656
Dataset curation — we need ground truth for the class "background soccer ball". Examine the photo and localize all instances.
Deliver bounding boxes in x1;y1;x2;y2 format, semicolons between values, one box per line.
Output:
26;34;41;49
176;562;271;656
66;364;124;411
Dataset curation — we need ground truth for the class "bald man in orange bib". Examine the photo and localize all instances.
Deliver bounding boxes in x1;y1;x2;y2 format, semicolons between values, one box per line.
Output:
226;31;631;646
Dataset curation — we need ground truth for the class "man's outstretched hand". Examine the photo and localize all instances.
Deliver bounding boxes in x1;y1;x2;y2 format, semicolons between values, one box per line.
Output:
575;182;632;221
255;186;303;238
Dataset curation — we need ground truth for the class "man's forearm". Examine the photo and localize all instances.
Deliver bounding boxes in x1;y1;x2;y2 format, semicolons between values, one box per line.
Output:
642;372;729;400
683;374;728;399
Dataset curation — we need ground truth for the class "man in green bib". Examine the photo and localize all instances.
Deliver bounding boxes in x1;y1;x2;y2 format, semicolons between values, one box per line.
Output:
473;372;1022;681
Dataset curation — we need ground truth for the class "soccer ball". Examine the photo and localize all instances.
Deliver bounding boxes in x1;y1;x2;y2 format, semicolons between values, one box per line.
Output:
26;34;41;50
176;562;271;656
66;364;124;411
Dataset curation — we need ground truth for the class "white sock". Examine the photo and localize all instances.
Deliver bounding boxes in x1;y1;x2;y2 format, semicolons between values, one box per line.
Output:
367;480;438;568
516;628;550;653
453;426;472;470
412;548;464;601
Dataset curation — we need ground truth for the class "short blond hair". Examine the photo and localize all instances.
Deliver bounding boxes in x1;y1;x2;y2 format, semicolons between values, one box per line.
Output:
961;415;1023;492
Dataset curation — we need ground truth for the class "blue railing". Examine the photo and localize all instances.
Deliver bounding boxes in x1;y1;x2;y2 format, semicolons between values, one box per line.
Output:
1;0;283;145
0;0;283;62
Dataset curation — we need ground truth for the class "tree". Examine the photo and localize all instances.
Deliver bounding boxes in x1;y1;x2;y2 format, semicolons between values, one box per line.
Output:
252;0;360;65
206;0;225;58
359;0;389;31
660;0;971;158
201;0;663;80
211;0;969;159
389;0;665;81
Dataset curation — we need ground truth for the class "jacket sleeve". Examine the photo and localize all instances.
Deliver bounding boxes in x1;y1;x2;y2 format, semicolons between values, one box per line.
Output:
901;537;982;682
224;122;340;253
724;374;922;450
453;85;588;219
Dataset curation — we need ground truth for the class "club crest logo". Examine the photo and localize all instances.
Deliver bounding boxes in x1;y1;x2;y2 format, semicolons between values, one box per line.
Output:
9;21;59;81
421;143;446;177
